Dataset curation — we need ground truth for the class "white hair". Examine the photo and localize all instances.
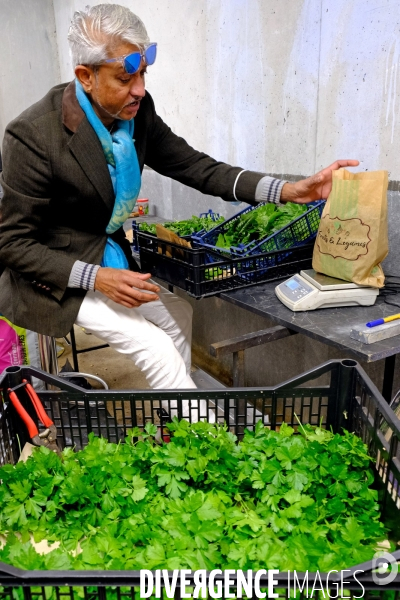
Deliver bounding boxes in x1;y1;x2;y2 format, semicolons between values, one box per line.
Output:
68;4;150;67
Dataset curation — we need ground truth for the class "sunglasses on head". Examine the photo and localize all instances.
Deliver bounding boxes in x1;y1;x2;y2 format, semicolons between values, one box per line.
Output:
104;43;157;74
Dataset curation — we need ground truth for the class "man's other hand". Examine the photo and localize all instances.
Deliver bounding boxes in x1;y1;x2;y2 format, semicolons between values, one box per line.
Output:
280;160;359;204
94;268;160;308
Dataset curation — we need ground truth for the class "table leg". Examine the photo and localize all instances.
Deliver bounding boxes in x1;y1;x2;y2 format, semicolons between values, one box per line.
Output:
69;327;79;373
382;354;396;402
232;350;245;387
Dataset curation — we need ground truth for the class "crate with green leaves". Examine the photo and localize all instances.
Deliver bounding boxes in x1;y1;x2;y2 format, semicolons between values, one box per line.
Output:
0;360;399;598
194;200;325;258
137;230;315;298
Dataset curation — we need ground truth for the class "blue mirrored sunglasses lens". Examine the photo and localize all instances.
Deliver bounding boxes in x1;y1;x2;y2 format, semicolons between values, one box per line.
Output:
124;53;141;74
145;44;157;65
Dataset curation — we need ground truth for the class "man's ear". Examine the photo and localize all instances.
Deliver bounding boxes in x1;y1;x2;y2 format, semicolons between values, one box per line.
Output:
75;65;96;93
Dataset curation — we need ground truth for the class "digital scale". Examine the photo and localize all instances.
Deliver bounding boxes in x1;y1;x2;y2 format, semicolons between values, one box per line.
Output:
275;269;379;312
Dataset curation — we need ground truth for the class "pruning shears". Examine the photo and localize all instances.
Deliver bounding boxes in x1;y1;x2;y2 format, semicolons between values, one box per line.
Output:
8;379;61;454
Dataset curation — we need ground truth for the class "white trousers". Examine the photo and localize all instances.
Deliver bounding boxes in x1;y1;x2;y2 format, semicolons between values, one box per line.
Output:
75;287;215;422
75;286;196;389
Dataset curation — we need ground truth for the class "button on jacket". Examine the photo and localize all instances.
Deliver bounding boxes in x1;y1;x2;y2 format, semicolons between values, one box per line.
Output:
0;82;265;337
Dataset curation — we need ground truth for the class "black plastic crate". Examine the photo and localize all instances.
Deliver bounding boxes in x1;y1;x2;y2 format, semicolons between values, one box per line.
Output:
0;361;399;598
137;231;315;298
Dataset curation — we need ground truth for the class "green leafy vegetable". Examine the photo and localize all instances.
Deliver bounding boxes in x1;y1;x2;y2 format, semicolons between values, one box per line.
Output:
215;202;308;250
0;420;389;574
139;214;225;237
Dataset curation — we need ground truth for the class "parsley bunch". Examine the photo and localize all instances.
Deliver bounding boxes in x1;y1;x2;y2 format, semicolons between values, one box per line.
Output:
0;420;386;572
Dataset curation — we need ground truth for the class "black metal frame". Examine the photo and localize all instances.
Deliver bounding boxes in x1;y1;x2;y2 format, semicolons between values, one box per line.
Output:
0;360;399;597
67;327;109;373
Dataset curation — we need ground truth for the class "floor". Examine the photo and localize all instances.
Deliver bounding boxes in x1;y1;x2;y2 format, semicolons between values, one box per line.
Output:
57;326;149;390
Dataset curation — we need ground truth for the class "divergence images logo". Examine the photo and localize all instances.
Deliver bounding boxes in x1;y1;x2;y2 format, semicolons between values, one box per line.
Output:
372;551;399;586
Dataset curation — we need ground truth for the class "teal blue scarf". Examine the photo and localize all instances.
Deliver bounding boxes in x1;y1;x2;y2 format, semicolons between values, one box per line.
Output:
75;79;141;269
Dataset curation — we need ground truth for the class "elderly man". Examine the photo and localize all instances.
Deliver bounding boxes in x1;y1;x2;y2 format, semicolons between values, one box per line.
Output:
0;4;357;389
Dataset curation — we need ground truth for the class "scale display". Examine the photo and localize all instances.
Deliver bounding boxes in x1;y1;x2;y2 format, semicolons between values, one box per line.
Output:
275;270;379;312
286;279;300;291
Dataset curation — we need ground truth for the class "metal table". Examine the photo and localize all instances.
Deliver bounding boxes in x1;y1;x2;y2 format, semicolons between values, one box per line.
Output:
220;281;400;401
127;210;400;399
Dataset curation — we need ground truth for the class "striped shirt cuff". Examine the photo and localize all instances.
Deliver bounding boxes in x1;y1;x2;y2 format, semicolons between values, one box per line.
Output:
255;176;287;205
67;260;100;291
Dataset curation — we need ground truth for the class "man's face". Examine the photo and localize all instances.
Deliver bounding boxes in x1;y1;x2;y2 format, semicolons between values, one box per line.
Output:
83;42;147;124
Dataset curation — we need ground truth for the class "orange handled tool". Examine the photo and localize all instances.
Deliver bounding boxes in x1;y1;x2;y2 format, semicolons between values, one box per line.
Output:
8;379;60;454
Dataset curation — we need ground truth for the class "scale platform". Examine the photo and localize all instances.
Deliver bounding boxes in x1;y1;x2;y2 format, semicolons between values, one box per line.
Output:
275;269;379;312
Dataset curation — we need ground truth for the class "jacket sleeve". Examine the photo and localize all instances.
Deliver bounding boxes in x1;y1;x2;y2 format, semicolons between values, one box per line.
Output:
0;118;76;301
142;93;266;204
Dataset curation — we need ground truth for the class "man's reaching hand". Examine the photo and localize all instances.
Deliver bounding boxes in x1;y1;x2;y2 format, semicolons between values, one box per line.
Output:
280;160;359;204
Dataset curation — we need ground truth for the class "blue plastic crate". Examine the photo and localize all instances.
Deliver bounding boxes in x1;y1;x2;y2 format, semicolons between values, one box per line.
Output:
193;200;325;259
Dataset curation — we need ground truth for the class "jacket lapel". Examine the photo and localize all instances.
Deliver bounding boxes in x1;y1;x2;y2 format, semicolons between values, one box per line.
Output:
68;120;115;211
62;82;114;212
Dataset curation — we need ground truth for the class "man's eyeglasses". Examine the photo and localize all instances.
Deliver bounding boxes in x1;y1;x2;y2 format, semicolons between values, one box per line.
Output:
104;43;157;74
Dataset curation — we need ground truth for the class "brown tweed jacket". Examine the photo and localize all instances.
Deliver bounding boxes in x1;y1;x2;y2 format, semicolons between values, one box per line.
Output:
0;82;265;337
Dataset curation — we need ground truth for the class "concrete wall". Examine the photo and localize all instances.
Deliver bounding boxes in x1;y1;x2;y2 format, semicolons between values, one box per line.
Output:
0;0;60;145
316;0;400;176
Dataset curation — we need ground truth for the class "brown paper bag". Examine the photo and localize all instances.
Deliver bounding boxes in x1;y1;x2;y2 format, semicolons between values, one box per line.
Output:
156;224;191;258
312;169;388;288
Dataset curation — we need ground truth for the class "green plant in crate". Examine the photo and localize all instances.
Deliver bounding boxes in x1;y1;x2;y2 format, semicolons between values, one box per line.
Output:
0;419;391;578
139;214;225;237
215;203;308;251
204;265;233;281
